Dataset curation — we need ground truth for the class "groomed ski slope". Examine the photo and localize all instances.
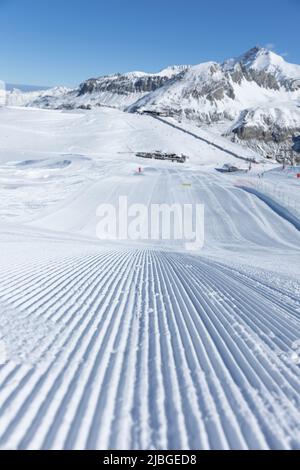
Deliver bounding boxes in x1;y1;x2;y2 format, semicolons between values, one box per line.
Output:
0;107;300;449
1;247;300;450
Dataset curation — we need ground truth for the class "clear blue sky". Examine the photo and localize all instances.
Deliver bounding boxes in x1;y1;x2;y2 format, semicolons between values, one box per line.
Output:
0;0;299;87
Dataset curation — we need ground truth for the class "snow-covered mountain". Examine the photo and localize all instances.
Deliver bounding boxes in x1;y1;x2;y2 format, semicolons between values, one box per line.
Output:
130;47;300;120
224;46;300;90
6;86;71;107
13;65;189;111
225;105;300;157
5;47;300;158
128;47;300;157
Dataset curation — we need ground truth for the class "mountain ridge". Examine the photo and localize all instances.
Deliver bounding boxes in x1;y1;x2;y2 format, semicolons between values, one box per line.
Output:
4;47;300;159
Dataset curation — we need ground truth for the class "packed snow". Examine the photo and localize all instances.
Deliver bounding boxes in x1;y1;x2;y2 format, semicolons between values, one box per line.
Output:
0;105;300;450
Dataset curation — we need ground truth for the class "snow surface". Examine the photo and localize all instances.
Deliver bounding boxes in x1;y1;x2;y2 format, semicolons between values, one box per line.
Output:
0;106;300;449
